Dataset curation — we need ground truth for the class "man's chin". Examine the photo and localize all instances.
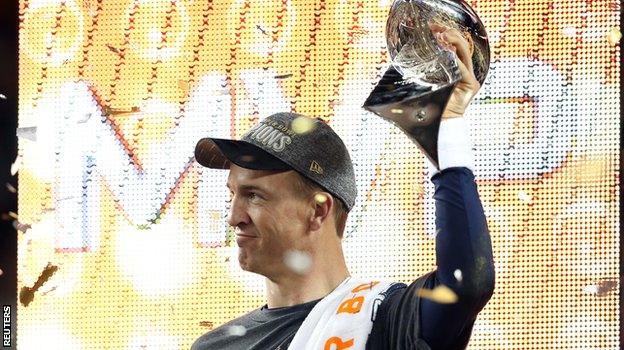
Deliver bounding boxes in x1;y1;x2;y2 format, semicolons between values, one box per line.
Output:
237;251;256;272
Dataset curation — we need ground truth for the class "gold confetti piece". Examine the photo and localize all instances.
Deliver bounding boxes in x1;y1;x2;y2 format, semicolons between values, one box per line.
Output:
453;269;463;282
6;183;16;193
283;250;312;275
291;116;316;135
7;212;18;220
417;285;458;304
596;279;618;296
105;44;121;55
391;108;403;114
199;321;214;329
314;193;327;204
226;325;247;336
178;80;190;93
607;27;621;45
20;263;58;307
240;154;256;163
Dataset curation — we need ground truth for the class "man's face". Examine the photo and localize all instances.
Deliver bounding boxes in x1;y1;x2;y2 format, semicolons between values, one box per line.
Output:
226;164;311;279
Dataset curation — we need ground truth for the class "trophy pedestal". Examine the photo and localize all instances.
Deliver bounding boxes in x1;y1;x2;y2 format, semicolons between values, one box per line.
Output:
363;66;457;169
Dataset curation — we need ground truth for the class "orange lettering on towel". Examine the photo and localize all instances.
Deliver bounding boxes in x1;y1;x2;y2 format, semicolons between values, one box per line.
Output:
337;296;364;314
324;336;354;350
351;281;379;293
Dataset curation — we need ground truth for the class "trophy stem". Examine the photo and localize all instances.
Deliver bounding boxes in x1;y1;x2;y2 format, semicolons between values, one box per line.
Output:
363;66;457;169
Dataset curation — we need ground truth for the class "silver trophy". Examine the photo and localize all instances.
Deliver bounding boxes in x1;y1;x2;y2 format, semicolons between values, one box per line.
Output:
363;0;490;168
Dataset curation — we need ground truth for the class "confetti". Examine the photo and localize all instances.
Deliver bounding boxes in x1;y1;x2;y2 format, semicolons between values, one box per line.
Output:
105;44;121;55
431;228;442;238
8;212;18;220
10;158;20;176
20;263;58;307
6;183;16;193
274;73;293;79
16;127;37;142
417;285;458;304
178;80;190;94
12;220;32;233
561;26;576;37
226;325;247;336
391;108;403;114
0;94;6;100
199;321;214;329
291;116;316;135
517;190;531;202
240;155;256;163
255;25;268;36
453;269;463;282
585;278;618;297
314;193;327;204
283;250;312;275
0;268;3;276
607;27;621;45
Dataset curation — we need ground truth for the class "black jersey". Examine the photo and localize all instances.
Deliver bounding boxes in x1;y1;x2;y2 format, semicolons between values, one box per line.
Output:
192;168;495;350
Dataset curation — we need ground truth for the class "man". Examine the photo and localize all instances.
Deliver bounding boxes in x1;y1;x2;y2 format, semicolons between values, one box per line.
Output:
192;26;494;350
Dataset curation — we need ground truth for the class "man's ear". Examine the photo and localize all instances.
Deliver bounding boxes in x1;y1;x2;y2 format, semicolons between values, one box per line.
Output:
308;192;333;232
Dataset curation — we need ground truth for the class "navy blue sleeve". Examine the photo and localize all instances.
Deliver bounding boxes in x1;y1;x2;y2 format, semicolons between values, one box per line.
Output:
420;167;495;348
367;167;495;350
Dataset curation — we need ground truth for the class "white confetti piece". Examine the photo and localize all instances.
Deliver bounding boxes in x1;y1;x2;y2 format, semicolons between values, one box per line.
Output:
417;285;458;304
562;26;576;37
0;94;6;100
16;127;37;142
10;158;20;176
517;190;531;202
453;269;463;282
283;250;312;275
226;325;247;336
583;284;598;294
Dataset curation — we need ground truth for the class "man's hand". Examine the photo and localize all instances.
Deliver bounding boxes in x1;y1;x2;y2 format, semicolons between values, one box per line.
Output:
430;23;481;119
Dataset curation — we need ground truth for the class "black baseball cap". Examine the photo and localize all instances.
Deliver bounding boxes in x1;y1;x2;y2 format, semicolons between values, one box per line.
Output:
194;112;356;211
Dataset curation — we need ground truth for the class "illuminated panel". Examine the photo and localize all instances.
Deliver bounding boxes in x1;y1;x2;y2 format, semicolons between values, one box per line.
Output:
16;0;619;348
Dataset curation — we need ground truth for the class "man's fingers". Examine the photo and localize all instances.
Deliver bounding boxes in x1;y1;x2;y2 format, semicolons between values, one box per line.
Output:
441;30;474;74
455;58;480;91
428;22;448;34
428;22;474;75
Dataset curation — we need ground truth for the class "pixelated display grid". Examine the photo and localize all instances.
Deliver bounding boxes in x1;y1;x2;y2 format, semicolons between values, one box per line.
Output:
16;0;619;349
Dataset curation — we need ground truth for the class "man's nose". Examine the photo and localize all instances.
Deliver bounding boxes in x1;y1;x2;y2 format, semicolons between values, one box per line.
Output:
226;196;249;227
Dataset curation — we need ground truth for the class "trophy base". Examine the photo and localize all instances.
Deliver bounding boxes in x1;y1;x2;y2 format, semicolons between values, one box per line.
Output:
363;66;457;169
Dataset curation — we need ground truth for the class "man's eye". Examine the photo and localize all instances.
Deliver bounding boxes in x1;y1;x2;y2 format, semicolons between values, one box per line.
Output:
248;192;261;201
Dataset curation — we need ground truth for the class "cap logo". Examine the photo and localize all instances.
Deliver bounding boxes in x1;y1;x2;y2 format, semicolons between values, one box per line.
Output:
245;122;292;152
309;160;324;175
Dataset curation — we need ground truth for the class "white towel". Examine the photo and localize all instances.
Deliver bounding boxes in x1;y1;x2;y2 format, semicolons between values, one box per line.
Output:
288;277;397;350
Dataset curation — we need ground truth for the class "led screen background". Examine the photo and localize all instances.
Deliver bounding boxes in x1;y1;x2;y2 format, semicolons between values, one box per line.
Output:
16;0;620;348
